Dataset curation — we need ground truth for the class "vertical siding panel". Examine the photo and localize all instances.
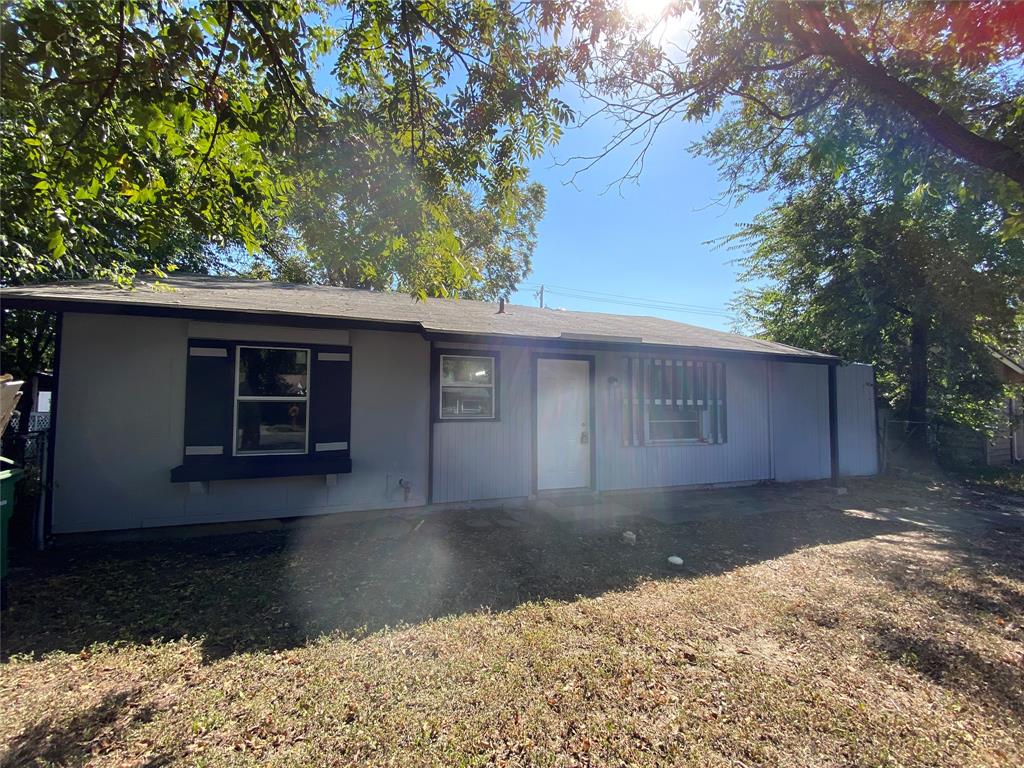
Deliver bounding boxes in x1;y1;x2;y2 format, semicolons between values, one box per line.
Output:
770;362;831;481
432;345;532;503
594;354;771;491
836;363;879;476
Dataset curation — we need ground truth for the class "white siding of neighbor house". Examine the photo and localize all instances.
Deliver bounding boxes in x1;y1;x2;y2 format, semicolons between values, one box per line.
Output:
53;313;430;533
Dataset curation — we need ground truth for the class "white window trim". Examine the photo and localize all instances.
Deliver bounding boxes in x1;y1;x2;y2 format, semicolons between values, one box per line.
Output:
233;345;311;456
439;354;496;420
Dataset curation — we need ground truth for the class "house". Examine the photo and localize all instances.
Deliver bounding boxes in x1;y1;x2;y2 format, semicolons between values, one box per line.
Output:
2;275;879;535
988;351;1024;465
955;351;1022;467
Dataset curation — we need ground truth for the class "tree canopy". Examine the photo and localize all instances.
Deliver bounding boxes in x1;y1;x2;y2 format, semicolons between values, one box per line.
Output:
576;1;1023;218
730;173;1023;432
1;0;568;297
565;0;1023;433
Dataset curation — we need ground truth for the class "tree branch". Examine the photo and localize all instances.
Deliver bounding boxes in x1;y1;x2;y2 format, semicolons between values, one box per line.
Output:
57;0;127;160
207;0;234;95
234;2;316;120
784;2;1024;188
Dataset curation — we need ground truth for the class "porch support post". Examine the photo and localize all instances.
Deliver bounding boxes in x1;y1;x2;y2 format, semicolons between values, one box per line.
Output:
828;363;839;485
43;311;63;543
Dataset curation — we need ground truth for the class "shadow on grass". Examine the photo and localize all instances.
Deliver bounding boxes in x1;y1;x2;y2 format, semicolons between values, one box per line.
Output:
1;482;933;663
0;688;170;768
9;477;1022;665
859;497;1024;719
873;623;1024;718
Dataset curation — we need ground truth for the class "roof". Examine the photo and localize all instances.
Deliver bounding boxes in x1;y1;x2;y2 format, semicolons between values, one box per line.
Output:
990;348;1024;382
1;275;837;362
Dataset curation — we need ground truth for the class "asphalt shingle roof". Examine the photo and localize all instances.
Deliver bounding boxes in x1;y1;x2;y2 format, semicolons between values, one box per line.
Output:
2;275;836;361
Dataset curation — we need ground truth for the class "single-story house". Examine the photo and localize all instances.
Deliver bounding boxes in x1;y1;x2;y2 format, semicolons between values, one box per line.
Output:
2;275;878;535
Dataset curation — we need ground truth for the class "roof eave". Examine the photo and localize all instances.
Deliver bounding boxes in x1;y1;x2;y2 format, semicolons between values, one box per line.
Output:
3;293;840;365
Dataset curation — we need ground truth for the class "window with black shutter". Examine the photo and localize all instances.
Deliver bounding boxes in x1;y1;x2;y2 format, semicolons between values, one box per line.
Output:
170;339;352;482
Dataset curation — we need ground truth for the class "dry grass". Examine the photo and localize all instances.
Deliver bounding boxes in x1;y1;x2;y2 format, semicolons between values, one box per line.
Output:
2;475;1022;767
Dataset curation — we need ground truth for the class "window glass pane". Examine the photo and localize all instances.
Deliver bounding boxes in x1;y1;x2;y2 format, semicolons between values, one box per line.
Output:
650;419;700;441
236;401;307;453
649;403;697;421
239;348;308;397
441;386;494;418
648;404;700;441
441;356;493;385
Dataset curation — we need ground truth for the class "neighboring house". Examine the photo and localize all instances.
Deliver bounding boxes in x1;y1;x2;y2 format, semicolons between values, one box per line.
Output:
934;351;1024;468
984;351;1023;466
3;276;878;535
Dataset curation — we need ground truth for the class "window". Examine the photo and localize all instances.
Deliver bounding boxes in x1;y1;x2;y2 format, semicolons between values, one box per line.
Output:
621;357;727;446
439;354;496;419
173;339;352;483
648;403;702;442
234;346;309;455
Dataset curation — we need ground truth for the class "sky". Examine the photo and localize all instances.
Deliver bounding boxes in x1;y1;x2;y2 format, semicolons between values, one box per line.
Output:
310;4;773;333
499;1;773;332
509;103;770;332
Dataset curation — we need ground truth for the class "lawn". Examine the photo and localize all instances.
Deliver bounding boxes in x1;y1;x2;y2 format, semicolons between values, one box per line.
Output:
1;475;1022;767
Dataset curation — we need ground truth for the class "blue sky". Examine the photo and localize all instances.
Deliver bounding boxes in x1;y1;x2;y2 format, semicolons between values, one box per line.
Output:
308;9;771;333
509;97;769;332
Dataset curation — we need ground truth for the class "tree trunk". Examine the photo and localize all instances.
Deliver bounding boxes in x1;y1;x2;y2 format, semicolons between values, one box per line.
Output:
907;311;930;453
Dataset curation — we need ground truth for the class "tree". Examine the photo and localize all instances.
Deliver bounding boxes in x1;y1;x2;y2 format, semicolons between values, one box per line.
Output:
572;1;1023;220
1;0;573;378
561;0;1024;439
1;0;569;294
728;166;1023;438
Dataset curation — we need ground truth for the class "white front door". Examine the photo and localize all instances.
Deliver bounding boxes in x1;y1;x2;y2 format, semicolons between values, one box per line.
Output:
536;358;591;490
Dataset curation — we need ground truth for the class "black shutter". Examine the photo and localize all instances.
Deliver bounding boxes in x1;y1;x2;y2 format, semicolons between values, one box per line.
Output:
182;341;234;459
309;346;352;458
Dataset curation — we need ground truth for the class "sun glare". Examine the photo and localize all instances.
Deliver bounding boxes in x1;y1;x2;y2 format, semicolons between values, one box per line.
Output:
624;0;674;22
622;0;700;48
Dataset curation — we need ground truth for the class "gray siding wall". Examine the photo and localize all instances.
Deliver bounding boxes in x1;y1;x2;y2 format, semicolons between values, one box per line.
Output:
987;436;1013;465
431;344;533;503
53;313;430;532
55;314;877;532
594;353;773;490
836;362;879;476
433;347;784;495
769;361;831;482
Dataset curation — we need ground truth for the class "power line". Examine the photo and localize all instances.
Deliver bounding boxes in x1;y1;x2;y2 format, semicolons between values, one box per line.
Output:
521;282;735;320
522;282;733;314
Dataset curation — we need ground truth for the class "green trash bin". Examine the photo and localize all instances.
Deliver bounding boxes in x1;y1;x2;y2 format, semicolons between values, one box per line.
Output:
1;457;23;610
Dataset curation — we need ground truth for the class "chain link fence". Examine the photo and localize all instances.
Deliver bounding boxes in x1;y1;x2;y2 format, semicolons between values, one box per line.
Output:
1;424;49;550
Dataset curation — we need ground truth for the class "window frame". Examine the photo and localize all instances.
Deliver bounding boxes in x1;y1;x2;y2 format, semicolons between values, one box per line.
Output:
431;347;501;423
232;344;311;457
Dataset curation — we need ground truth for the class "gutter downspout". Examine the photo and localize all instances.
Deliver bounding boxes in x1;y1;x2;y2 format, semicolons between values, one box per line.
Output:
767;360;775;481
